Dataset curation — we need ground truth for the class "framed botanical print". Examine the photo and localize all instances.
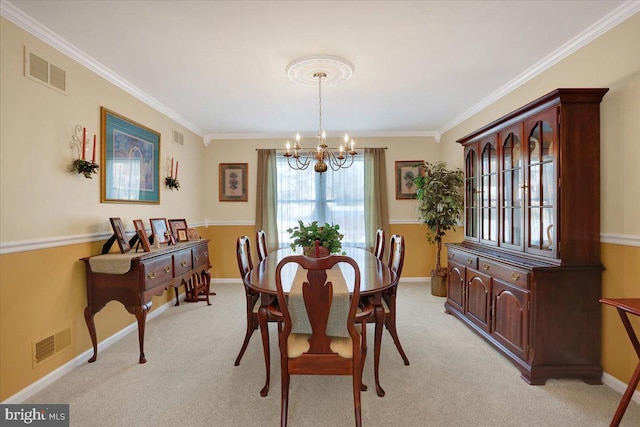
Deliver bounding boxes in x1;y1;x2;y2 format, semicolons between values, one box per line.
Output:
219;163;248;201
109;217;131;253
395;160;424;199
149;218;169;244
101;107;161;204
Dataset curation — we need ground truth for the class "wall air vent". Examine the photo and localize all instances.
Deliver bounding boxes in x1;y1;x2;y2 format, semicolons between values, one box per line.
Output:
173;129;184;146
32;328;72;367
24;47;67;94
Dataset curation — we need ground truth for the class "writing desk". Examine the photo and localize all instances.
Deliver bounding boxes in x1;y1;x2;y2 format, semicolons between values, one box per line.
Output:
246;247;396;397
81;240;211;363
599;298;640;427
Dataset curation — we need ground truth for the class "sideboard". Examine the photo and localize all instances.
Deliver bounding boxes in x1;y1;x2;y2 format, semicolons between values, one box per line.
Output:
81;239;211;363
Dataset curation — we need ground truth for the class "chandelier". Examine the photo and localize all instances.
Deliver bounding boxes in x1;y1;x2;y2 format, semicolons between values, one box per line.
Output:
284;56;357;173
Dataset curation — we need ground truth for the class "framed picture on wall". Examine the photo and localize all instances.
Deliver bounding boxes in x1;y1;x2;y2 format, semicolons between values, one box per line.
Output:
395;160;424;199
109;217;131;253
150;218;169;244
219;163;248;202
100;107;161;204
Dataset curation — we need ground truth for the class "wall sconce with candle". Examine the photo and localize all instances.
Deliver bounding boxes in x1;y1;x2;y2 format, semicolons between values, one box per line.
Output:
165;157;180;190
69;125;99;178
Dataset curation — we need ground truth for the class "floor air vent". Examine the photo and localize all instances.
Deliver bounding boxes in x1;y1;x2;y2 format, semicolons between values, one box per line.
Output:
33;328;71;367
24;47;67;93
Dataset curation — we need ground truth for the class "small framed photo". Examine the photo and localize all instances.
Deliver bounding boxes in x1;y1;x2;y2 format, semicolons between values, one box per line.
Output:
168;218;189;240
150;218;170;244
395;160;424;199
219;163;248;202
109;217;131;254
133;219;151;252
177;229;188;242
187;228;200;240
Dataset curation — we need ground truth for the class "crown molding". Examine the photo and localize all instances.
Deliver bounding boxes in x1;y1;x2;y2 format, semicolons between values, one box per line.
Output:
439;0;640;136
0;0;206;138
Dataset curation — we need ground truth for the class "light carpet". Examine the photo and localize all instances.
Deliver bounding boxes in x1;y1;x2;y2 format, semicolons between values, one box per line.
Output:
25;281;640;426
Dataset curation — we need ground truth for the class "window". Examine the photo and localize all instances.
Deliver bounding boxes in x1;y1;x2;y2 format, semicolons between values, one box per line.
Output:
276;154;365;248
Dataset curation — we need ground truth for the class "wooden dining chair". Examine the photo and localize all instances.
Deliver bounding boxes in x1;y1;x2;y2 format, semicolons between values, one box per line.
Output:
234;236;280;371
382;234;410;365
272;255;372;427
256;229;269;262
373;228;385;261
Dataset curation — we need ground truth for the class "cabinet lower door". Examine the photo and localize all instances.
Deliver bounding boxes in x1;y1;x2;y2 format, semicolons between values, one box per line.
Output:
466;269;491;333
447;261;465;313
492;279;530;360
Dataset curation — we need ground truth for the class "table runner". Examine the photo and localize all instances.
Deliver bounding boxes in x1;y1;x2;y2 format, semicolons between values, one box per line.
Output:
289;265;350;338
88;247;166;274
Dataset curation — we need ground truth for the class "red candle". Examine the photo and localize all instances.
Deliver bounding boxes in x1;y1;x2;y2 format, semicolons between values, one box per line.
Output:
92;135;96;163
82;127;86;160
175;161;178;179
171;158;174;178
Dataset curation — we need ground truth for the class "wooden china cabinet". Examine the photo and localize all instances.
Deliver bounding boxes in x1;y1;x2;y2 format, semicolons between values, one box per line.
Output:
445;88;608;385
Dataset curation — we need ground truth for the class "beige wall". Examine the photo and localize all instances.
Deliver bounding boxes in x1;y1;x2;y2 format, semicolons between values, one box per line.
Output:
0;20;207;242
1;11;640;402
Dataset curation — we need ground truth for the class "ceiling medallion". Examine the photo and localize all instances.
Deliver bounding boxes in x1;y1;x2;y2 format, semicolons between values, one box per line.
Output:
286;55;354;87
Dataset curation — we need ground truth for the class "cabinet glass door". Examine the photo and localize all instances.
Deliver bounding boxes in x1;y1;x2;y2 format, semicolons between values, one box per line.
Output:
500;126;523;250
524;108;557;257
464;145;478;240
479;137;498;245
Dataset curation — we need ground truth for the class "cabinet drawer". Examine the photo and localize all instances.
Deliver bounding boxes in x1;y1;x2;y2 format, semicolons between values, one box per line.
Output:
143;255;173;290
174;250;193;276
478;258;529;289
192;244;209;268
448;250;477;270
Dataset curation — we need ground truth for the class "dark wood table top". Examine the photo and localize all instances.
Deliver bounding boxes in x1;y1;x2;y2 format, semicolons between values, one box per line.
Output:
246;247;396;296
600;298;640;317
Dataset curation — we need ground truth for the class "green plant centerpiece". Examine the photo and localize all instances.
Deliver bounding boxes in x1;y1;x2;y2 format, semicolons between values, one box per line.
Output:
287;220;344;257
413;161;464;296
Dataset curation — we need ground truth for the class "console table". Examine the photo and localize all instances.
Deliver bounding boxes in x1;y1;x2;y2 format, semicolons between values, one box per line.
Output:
599;298;640;427
81;240;211;363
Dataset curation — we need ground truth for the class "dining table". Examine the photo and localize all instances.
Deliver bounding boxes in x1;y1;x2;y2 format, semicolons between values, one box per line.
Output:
245;247;397;397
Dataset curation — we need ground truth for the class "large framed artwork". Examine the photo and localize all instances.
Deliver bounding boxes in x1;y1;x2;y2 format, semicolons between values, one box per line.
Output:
395;160;424;199
219;163;248;202
100;107;161;204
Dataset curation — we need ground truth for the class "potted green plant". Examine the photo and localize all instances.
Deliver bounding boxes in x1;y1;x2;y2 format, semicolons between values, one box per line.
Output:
413;161;464;296
287;220;344;257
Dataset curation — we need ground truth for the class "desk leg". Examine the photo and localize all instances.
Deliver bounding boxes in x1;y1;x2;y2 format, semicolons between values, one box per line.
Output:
374;304;386;397
133;304;150;364
610;309;640;427
258;305;271;397
84;306;98;363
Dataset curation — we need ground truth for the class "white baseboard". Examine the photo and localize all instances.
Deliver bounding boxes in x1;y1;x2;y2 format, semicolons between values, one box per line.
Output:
602;371;640;405
1;297;176;404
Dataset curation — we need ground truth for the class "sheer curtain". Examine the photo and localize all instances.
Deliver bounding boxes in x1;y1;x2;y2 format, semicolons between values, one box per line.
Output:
276;154;365;248
255;149;279;251
364;148;389;251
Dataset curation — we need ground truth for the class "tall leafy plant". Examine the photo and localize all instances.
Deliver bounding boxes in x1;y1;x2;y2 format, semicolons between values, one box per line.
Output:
413;161;464;275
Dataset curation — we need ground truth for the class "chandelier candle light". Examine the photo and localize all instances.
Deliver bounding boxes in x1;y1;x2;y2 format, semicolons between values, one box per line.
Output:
284;56;357;173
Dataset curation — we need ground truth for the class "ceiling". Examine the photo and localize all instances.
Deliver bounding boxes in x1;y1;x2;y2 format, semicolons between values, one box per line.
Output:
2;0;637;141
